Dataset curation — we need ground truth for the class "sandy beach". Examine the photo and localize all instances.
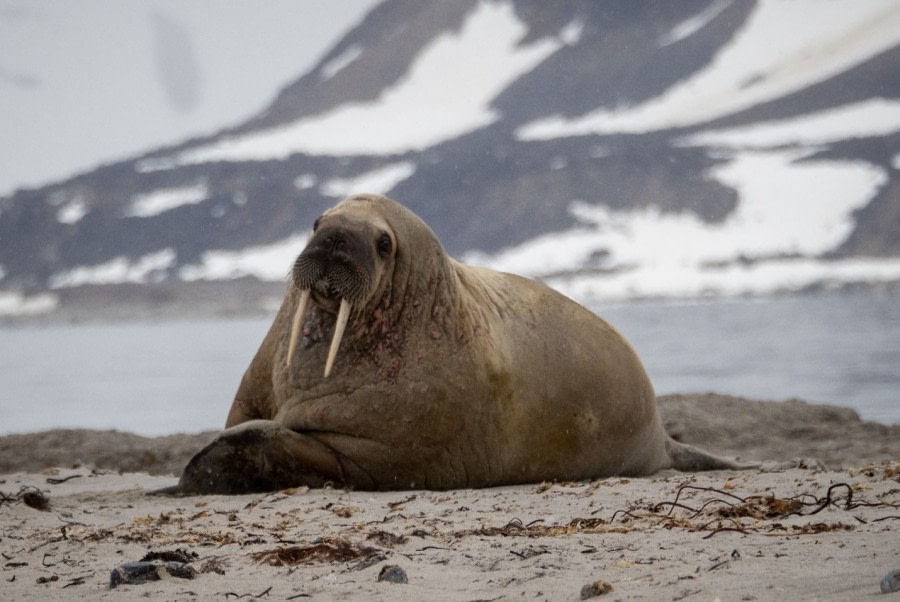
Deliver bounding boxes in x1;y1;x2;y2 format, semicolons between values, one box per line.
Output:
2;393;898;600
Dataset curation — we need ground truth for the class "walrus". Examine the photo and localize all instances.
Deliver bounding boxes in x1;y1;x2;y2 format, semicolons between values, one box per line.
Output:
166;194;752;494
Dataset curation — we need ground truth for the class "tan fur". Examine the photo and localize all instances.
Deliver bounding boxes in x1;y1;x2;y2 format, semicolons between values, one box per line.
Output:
170;194;750;494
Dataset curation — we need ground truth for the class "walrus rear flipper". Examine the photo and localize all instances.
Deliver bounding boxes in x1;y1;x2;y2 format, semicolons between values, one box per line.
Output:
665;437;760;472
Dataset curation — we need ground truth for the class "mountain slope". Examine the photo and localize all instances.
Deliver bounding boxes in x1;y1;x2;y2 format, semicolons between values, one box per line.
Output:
2;0;900;317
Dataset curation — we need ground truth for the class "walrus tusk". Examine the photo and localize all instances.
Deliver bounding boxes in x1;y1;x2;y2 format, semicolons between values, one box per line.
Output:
324;298;351;378
286;289;311;367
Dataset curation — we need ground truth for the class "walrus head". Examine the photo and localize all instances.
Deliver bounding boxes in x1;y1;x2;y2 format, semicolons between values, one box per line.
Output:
287;204;396;377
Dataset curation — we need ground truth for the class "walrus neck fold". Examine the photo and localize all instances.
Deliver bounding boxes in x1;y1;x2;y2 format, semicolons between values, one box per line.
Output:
286;289;352;378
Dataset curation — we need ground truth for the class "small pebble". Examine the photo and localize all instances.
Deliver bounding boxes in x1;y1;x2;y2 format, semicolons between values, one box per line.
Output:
580;579;613;599
377;564;408;584
882;568;900;594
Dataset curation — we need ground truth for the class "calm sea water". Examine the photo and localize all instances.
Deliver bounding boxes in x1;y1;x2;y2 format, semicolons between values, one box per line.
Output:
1;291;898;436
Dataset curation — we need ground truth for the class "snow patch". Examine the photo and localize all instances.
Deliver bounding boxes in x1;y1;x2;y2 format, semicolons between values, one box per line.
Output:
178;234;307;282
56;195;88;224
49;249;176;288
0;291;59;317
175;1;562;162
320;162;416;198
320;44;363;80
465;225;599;277
134;156;179;173
550;257;900;303
518;0;900;139
549;156;568;170
468;150;888;300
294;174;318;190
559;20;584;46
683;98;900;148
659;0;733;46
704;150;885;257
124;181;209;218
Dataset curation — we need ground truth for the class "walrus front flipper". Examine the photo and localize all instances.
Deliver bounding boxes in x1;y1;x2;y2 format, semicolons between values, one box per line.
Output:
167;420;346;495
665;437;760;472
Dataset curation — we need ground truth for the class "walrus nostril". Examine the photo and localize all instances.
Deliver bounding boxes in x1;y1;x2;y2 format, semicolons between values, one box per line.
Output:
324;232;348;253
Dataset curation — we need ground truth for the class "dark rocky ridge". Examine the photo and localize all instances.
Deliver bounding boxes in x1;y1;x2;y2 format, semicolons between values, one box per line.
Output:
1;0;898;313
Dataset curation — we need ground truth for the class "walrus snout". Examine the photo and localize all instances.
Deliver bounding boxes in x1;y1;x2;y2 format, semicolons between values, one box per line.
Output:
298;230;357;275
292;226;375;301
287;225;378;378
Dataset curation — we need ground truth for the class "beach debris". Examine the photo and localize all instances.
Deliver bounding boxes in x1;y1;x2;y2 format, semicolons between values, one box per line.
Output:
109;548;199;588
653;482;866;535
510;545;550;559
473;516;609;537
109;561;197;588
386;493;417;511
21;488;50;511
377;564;408;584
63;575;87;588
251;538;381;567
580;579;613;599
882;568;900;594
45;474;83;485
224;586;272;599
140;548;198;564
199;557;227;575
329;504;355;518
448;480;890;541
348;550;389;572
366;530;408;547
0;486;51;511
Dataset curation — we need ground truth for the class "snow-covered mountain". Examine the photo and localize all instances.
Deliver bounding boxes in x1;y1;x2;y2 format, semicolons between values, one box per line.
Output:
2;0;900;318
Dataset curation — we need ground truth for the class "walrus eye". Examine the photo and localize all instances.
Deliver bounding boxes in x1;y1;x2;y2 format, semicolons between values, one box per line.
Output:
377;232;392;257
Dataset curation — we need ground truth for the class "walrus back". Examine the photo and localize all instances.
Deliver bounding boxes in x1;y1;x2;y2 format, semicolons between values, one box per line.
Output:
456;264;673;479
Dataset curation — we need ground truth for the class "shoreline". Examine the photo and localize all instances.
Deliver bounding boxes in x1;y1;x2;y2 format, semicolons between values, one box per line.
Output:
2;394;898;478
2;279;898;329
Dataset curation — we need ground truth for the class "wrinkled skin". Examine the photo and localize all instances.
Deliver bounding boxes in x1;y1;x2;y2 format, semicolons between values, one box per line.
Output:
167;194;751;494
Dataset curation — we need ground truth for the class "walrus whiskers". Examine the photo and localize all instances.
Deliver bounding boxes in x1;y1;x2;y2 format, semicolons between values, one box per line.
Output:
286;289;311;367
324;298;351;378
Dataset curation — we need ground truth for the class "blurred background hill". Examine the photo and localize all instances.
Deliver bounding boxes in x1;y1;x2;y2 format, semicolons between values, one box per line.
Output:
2;0;900;321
